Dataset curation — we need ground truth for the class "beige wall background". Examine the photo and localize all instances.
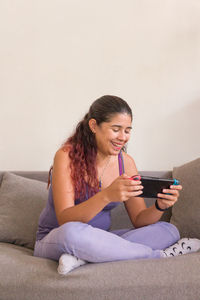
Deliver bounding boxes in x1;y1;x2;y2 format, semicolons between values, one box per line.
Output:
0;0;200;171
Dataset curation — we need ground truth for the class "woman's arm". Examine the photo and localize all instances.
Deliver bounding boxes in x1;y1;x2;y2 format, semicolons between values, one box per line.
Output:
125;198;164;228
52;149;143;226
123;152;182;228
126;185;181;228
52;149;110;225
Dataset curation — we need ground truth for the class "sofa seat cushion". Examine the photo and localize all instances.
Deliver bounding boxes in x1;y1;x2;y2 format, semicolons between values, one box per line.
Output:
170;158;200;239
0;242;200;300
0;172;48;249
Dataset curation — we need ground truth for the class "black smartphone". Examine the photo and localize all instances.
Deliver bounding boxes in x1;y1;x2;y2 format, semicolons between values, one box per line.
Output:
132;175;179;198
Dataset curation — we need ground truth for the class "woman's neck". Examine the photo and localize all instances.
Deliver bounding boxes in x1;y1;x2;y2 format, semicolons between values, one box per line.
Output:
96;152;112;167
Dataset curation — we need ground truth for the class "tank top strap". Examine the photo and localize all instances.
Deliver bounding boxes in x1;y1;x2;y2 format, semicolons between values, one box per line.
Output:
118;151;125;175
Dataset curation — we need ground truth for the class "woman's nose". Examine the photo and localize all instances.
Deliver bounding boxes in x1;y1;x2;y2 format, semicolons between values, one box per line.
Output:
118;131;126;141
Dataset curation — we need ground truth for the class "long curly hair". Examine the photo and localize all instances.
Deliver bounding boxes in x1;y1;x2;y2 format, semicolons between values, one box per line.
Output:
55;95;132;200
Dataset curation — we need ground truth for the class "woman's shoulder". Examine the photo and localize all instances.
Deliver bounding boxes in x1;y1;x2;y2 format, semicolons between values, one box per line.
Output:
121;151;138;175
121;151;135;164
53;147;71;166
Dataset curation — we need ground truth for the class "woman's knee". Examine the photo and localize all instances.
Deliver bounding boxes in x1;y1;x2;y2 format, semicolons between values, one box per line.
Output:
58;221;83;238
58;221;89;249
33;222;86;260
60;221;82;233
158;221;180;241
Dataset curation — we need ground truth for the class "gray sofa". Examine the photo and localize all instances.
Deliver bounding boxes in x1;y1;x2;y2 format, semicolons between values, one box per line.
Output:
0;158;200;300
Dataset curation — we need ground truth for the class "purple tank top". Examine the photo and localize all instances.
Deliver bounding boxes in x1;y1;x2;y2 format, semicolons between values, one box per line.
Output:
36;151;125;241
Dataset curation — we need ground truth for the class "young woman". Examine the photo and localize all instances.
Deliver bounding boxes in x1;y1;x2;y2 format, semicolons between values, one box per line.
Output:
34;95;200;274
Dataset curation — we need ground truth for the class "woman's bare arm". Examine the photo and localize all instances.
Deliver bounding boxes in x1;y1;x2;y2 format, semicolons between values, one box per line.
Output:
52;149;110;225
52;149;143;226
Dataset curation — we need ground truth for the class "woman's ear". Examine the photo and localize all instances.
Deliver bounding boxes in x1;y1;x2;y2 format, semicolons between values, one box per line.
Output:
88;118;97;133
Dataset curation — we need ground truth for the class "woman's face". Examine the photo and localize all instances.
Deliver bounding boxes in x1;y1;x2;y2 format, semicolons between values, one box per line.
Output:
93;113;132;156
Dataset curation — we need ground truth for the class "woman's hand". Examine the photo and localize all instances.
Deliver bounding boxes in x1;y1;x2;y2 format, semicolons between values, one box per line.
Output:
156;185;183;210
102;174;143;203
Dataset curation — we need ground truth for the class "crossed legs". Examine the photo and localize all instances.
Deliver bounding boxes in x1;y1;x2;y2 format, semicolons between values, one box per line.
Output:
34;221;180;263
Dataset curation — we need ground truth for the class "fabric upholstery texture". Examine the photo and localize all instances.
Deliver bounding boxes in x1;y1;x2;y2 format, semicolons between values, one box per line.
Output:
0;172;48;249
170;158;200;239
1;242;200;300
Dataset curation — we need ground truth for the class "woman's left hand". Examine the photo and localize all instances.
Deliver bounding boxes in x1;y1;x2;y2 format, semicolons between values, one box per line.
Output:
156;185;183;210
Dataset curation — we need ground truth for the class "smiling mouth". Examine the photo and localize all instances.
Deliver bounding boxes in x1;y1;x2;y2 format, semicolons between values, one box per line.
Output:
111;142;123;150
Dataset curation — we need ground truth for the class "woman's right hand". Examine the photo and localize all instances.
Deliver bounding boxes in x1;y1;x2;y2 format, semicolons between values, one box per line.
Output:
102;174;143;203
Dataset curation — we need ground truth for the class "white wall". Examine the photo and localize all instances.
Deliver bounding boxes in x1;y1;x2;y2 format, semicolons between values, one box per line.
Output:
0;0;200;171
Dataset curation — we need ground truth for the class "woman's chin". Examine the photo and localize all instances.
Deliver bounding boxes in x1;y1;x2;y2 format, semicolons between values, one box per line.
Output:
109;147;121;155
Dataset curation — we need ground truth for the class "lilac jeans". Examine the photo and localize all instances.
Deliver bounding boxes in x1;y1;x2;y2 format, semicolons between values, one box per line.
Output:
34;221;180;262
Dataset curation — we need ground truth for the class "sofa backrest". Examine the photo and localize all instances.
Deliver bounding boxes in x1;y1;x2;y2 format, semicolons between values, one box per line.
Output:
0;170;172;184
0;170;173;238
0;171;48;185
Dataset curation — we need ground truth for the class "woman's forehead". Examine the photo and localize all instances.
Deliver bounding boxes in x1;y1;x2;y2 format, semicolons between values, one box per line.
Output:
107;113;132;124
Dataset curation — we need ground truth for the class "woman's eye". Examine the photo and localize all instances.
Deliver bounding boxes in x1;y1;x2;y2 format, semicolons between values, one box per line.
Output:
111;128;131;134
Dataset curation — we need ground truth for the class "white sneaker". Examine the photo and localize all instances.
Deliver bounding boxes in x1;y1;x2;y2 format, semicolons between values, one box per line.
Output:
162;238;200;257
57;253;87;275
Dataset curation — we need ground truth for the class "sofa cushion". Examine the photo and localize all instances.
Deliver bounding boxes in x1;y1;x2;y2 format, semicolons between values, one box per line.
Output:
1;242;200;300
0;172;48;249
170;158;200;239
